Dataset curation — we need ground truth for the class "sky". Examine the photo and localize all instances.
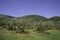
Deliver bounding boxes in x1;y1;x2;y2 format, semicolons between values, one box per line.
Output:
0;0;60;18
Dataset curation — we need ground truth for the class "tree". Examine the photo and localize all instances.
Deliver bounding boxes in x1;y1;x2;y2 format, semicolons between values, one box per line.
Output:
36;21;47;33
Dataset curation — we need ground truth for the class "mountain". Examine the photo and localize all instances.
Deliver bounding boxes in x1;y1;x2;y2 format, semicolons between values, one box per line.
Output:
49;16;60;21
0;14;14;18
16;15;48;22
0;14;15;21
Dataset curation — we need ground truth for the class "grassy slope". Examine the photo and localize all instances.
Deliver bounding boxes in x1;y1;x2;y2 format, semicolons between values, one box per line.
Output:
0;28;60;40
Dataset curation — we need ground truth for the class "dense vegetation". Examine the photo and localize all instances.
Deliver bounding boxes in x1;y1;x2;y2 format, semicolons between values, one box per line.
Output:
0;14;60;33
0;14;60;40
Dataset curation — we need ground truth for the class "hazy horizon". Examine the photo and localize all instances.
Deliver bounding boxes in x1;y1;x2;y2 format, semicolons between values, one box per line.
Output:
0;0;60;18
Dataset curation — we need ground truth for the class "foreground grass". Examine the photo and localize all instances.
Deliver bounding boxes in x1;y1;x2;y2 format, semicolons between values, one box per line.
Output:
0;28;60;40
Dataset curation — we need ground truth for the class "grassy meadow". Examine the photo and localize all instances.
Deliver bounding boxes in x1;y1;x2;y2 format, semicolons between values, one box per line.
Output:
0;28;60;40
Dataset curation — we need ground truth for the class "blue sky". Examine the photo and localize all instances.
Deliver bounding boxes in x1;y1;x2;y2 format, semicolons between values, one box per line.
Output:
0;0;60;18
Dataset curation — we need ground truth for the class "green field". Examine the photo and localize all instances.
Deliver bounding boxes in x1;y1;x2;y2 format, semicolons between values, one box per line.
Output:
0;28;60;40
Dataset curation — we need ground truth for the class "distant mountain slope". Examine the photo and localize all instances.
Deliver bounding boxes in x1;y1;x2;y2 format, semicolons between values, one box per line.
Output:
0;14;14;18
17;15;48;22
49;16;60;21
0;14;60;24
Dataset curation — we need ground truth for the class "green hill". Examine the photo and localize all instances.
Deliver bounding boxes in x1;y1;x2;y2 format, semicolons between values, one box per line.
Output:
49;16;60;21
17;15;48;22
0;14;14;18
